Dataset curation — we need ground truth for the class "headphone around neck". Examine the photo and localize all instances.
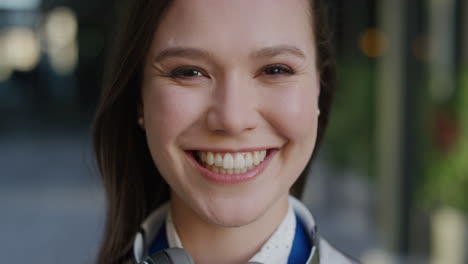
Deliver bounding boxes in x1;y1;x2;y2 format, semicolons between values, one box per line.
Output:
140;248;263;264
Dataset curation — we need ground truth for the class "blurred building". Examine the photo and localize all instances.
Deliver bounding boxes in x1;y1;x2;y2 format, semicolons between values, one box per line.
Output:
0;0;466;263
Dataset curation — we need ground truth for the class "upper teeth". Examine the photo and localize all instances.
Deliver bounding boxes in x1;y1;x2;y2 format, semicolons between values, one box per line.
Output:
198;150;267;170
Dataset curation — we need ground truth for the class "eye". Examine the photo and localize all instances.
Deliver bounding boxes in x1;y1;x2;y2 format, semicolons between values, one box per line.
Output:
262;64;295;76
169;67;207;78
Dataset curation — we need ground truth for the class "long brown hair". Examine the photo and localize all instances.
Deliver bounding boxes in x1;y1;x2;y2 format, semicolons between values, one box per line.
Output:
92;0;335;263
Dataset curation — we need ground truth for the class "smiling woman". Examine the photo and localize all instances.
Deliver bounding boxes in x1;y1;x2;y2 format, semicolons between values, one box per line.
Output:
92;0;354;263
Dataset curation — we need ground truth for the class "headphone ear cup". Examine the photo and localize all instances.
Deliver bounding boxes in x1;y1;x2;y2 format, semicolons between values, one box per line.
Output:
141;250;171;264
143;248;194;264
163;248;194;264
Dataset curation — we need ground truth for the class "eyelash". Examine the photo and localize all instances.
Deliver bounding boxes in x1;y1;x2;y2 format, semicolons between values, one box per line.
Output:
168;64;296;79
259;64;296;76
169;67;206;78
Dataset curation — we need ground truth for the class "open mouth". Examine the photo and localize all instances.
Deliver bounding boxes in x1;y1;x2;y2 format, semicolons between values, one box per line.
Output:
191;149;272;175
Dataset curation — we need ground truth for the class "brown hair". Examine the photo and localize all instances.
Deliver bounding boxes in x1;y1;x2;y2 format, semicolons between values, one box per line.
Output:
92;0;335;263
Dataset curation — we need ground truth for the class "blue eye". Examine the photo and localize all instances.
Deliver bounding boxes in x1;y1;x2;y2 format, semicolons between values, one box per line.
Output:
170;67;205;78
263;65;295;75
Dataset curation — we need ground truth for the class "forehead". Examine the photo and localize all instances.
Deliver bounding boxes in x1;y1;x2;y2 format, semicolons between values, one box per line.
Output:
152;0;315;57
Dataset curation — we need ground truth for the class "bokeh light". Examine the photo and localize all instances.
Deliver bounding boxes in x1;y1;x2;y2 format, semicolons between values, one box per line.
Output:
3;27;41;72
43;6;79;75
359;28;387;58
48;41;79;75
44;7;78;48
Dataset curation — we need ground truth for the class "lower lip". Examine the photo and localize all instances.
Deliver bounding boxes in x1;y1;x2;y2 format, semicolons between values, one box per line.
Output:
186;149;278;184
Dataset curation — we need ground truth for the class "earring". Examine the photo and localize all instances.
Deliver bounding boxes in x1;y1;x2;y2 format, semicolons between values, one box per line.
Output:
317;109;321;116
137;116;144;128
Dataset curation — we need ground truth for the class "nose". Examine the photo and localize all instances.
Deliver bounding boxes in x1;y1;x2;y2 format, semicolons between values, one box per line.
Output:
206;75;258;135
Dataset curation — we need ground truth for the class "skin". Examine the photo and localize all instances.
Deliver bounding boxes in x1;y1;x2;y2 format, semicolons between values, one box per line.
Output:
141;0;320;263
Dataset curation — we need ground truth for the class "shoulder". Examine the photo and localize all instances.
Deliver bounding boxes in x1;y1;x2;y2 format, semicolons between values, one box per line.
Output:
319;238;361;264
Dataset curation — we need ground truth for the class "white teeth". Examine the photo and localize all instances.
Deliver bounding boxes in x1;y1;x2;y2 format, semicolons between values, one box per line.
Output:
206;152;214;166
197;150;269;174
215;153;223;167
223;153;234;169
253;151;260;165
234;153;245;169
245;153;253;167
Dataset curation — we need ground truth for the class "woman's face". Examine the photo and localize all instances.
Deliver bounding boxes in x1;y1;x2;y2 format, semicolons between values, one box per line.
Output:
142;0;319;227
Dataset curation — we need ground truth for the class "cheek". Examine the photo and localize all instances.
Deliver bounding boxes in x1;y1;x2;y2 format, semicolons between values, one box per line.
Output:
262;85;319;141
141;82;207;187
142;84;205;143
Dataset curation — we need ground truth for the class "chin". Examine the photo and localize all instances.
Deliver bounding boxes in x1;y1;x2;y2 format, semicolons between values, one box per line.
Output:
195;192;280;228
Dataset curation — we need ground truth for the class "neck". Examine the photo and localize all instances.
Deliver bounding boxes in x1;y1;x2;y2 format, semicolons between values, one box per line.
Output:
170;193;290;264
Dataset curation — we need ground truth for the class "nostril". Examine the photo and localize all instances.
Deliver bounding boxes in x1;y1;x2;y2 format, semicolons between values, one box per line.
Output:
205;105;258;135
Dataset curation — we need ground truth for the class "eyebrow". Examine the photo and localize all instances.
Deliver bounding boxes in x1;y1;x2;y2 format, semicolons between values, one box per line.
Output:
153;47;215;63
251;45;306;60
153;44;306;63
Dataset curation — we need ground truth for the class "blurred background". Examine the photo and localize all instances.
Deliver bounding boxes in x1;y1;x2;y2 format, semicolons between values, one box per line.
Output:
0;0;466;263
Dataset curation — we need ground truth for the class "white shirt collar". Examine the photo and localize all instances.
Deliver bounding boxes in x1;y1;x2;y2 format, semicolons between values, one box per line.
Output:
248;202;296;263
165;207;183;248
